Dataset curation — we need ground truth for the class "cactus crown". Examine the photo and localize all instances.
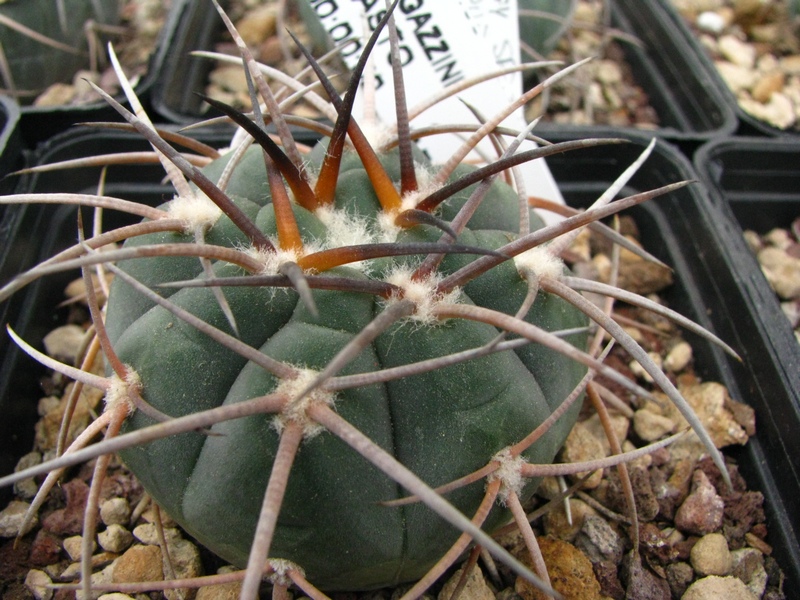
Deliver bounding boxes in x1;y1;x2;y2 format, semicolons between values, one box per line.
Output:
0;1;740;599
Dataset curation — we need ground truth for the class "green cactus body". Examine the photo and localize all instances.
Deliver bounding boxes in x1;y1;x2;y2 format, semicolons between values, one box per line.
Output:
0;0;120;101
104;141;588;590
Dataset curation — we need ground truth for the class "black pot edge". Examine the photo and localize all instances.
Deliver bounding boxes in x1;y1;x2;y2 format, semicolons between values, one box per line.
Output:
0;126;798;595
16;0;193;149
149;0;225;126
150;0;739;143
0;94;22;192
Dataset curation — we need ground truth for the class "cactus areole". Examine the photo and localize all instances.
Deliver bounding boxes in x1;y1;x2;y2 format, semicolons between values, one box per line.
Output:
104;139;588;590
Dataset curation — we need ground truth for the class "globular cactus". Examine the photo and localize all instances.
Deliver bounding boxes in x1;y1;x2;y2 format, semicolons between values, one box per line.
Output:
0;0;120;102
0;1;738;598
105;118;591;592
518;0;578;59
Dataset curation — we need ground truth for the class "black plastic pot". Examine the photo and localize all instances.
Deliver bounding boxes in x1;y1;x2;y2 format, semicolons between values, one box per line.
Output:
16;0;192;149
693;136;800;457
150;0;227;126
0;127;179;506
543;128;799;594
657;0;800;138
151;0;738;144
0;127;797;594
600;0;737;142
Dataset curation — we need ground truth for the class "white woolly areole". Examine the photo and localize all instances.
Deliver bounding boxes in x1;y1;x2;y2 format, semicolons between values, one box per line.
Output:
384;267;461;325
376;210;402;242
104;368;141;415
399;180;442;215
268;558;304;586
513;246;565;282
242;243;313;275
315;205;384;247
272;369;336;438
166;190;223;233
488;448;527;504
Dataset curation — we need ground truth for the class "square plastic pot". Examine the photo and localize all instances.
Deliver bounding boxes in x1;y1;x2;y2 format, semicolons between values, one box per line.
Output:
542;127;799;594
0;126;797;594
16;0;193;149
0;127;179;505
151;0;738;144
593;0;737;142
693;135;800;464
655;0;800;138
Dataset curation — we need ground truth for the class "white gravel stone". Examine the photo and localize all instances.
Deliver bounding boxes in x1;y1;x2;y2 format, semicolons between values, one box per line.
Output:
13;452;42;500
42;324;87;361
100;498;131;527
718;34;756;68
633;409;676;442
765;227;794;250
664;341;693;372
781;301;800;328
628;351;662;383
25;569;53;600
0;500;37;537
758;246;800;299
697;10;725;33
98;524;134;554
731;547;768;598
438;565;494;600
682;575;758;600
740;92;796;129
132;522;182;546
691;532;732;576
715;61;757;92
63;535;96;562
163;539;204;600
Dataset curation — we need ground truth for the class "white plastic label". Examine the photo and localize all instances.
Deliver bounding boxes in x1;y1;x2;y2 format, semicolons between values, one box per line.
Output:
304;0;565;213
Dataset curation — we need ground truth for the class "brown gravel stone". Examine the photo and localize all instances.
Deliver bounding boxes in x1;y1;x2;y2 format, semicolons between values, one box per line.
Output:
515;536;601;600
674;470;724;536
723;491;766;547
542;499;598;542
29;530;63;567
657;457;695;520
619;552;671;600
42;480;92;537
437;565;494;600
639;523;678;566
597;466;659;523
592;560;625;600
112;544;163;584
665;561;694;598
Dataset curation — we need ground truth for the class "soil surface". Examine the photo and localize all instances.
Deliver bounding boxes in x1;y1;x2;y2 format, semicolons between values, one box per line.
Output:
671;0;800;131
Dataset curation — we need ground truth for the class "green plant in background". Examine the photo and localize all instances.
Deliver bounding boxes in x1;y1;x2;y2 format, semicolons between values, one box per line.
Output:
518;0;578;59
0;0;121;102
0;1;739;598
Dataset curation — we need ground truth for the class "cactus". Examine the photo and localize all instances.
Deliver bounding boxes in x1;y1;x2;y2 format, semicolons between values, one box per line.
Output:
518;0;578;59
0;1;740;598
0;0;120;102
